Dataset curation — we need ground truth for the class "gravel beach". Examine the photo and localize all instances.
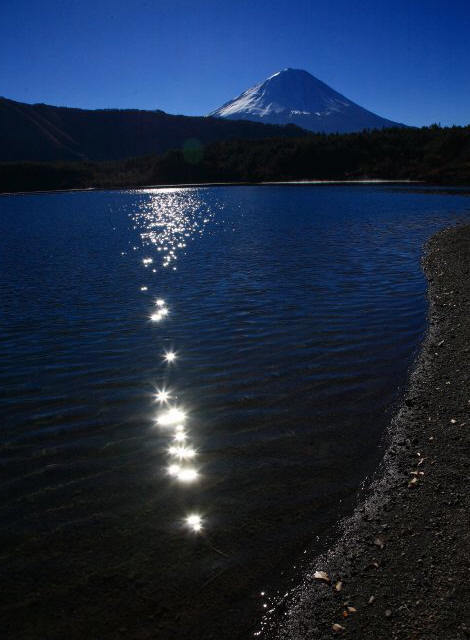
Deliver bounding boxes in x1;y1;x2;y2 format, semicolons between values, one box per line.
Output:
265;224;470;639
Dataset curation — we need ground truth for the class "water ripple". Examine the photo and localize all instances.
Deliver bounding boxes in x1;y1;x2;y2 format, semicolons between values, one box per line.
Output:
0;185;469;639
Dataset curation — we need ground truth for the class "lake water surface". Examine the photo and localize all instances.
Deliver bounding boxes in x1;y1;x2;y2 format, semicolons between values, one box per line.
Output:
1;185;469;639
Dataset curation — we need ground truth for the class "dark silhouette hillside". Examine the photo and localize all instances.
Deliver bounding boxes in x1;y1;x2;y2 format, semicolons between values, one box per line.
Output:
0;97;305;162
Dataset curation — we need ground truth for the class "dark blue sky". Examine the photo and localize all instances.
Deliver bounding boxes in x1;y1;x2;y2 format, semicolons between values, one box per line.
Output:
2;0;470;126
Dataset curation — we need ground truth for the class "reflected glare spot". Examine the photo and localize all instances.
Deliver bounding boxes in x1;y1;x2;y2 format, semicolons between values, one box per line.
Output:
186;514;203;533
156;299;165;307
173;431;187;442
142;257;153;265
163;350;177;363
177;468;198;482
155;388;171;403
157;407;186;426
140;286;148;291
168;446;196;460
151;312;163;322
168;464;181;476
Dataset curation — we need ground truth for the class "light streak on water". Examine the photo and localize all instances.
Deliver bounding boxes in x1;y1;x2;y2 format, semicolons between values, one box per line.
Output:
133;189;218;536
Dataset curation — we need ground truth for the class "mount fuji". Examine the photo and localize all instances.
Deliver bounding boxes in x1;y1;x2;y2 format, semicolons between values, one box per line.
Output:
209;68;405;134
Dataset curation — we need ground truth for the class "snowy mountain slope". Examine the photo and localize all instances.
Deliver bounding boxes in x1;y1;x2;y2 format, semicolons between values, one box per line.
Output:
209;68;405;133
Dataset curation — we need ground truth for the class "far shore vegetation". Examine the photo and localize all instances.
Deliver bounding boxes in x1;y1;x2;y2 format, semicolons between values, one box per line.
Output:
2;124;470;193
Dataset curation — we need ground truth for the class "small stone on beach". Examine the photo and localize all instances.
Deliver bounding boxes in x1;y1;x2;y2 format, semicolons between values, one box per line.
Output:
374;537;385;549
314;570;330;583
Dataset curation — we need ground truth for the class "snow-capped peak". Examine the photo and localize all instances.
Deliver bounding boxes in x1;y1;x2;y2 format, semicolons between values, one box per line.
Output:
208;68;404;134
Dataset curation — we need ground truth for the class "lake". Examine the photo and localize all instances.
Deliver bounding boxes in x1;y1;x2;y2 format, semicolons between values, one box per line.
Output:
1;185;469;639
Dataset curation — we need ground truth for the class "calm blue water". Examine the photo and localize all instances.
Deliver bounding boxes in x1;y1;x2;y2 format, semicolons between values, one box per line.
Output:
0;185;469;639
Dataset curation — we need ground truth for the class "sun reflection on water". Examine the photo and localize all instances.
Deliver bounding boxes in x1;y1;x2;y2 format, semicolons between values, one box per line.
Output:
157;407;187;426
176;468;199;483
150;300;170;323
163;350;177;363
129;189;219;537
186;514;203;532
155;388;172;404
131;189;216;272
168;464;199;483
168;445;196;460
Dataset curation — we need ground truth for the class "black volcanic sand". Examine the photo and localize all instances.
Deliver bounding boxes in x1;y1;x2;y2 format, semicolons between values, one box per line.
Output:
264;224;470;639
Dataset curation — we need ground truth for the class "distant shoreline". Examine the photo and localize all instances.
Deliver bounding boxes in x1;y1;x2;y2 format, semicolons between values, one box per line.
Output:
0;179;420;197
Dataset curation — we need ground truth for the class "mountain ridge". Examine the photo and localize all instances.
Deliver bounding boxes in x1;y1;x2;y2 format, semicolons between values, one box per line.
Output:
0;96;306;163
209;68;406;133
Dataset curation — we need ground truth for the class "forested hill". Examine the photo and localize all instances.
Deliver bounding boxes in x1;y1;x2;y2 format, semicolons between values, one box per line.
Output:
1;124;470;193
0;97;305;163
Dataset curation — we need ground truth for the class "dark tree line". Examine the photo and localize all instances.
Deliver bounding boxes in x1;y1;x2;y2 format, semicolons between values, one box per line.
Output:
1;124;470;193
